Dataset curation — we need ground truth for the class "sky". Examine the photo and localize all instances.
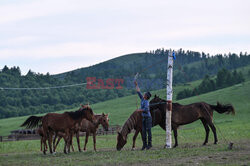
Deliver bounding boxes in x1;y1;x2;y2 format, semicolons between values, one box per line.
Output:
0;0;250;75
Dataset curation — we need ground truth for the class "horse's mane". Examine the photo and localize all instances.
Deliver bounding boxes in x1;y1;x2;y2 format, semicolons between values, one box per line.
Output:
65;107;91;120
120;111;139;138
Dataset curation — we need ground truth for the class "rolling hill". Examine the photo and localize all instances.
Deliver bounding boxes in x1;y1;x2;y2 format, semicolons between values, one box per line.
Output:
1;49;250;119
0;76;249;137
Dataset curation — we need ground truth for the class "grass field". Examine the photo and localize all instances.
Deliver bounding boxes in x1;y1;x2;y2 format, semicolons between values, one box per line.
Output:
0;79;250;165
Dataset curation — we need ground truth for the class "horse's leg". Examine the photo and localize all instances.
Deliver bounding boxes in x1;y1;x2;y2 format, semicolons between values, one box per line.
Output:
132;129;140;150
173;127;178;148
47;132;53;154
40;137;43;151
54;136;62;152
45;139;48;151
64;130;70;154
42;136;47;154
67;132;72;153
53;133;57;151
201;118;210;145
93;133;96;152
76;131;81;152
84;132;89;151
62;134;68;154
71;134;75;152
208;121;217;144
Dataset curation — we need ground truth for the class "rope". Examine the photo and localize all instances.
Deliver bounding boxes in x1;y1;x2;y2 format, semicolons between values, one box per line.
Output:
0;82;87;90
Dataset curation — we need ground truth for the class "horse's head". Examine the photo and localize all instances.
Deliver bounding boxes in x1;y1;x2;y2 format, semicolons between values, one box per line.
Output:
80;105;96;123
99;113;109;131
150;95;162;109
116;131;127;151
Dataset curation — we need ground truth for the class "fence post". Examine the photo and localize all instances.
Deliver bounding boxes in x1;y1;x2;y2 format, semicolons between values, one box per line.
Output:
165;50;175;148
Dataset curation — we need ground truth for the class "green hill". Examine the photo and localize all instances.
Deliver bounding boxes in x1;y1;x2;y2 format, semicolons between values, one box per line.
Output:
0;78;249;137
1;49;250;119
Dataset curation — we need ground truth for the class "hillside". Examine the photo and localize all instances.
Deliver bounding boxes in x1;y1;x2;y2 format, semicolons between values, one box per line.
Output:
1;49;250;119
0;77;249;136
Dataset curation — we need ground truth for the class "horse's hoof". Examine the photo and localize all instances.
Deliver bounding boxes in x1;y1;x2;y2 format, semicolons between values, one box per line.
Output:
52;152;56;155
131;148;135;151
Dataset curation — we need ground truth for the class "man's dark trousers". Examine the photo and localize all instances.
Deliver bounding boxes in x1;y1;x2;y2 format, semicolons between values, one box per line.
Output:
142;116;152;148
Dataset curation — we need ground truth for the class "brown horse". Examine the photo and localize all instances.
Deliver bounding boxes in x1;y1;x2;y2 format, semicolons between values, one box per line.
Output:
36;125;47;152
150;96;235;147
116;95;235;150
54;113;109;152
21;105;96;154
36;125;69;152
116;108;163;151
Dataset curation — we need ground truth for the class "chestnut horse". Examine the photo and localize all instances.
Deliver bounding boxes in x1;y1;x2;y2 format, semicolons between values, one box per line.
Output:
36;125;69;152
54;113;109;152
21;105;95;154
116;95;235;150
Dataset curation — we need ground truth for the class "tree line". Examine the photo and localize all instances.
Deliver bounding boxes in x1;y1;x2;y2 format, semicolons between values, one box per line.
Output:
0;49;250;119
176;68;245;100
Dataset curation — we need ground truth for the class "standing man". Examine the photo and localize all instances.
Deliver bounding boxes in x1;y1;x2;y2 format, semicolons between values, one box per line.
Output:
134;80;152;150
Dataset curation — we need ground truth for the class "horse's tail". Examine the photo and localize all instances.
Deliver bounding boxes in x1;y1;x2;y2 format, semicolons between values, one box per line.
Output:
20;116;43;129
209;102;235;115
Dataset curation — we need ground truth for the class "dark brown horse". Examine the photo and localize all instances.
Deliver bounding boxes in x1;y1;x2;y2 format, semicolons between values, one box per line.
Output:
53;113;109;152
116;95;235;150
21;105;96;154
150;95;235;147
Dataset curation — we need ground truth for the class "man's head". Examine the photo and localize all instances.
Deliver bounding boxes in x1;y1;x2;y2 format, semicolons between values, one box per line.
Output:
143;92;151;100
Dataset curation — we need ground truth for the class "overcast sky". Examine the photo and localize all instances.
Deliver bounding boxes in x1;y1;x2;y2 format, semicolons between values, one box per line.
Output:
0;0;249;75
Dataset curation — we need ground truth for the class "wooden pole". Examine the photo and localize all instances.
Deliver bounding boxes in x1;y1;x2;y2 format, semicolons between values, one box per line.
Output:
166;50;174;148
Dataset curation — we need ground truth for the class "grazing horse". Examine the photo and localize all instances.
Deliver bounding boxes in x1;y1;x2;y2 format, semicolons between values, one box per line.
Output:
116;95;235;150
21;105;96;154
54;113;109;152
150;95;235;147
116;108;163;151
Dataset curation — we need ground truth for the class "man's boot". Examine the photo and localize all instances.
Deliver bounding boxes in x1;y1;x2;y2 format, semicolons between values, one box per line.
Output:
146;142;152;150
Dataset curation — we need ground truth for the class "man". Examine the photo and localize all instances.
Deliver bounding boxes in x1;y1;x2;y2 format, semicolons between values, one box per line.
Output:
134;80;152;150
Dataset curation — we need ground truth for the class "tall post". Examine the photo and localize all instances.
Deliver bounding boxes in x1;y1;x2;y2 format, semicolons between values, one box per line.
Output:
166;50;174;148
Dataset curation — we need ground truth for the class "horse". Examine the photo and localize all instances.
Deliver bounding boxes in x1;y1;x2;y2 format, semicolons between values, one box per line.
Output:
149;95;235;147
36;125;71;152
116;95;235;150
36;125;47;152
21;104;96;154
116;108;164;151
53;113;109;152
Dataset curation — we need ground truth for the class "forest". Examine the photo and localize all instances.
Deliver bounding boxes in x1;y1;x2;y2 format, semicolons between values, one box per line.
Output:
176;68;245;100
0;48;250;119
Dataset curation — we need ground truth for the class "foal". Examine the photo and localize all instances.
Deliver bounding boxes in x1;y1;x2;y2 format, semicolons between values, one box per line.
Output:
54;113;109;152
